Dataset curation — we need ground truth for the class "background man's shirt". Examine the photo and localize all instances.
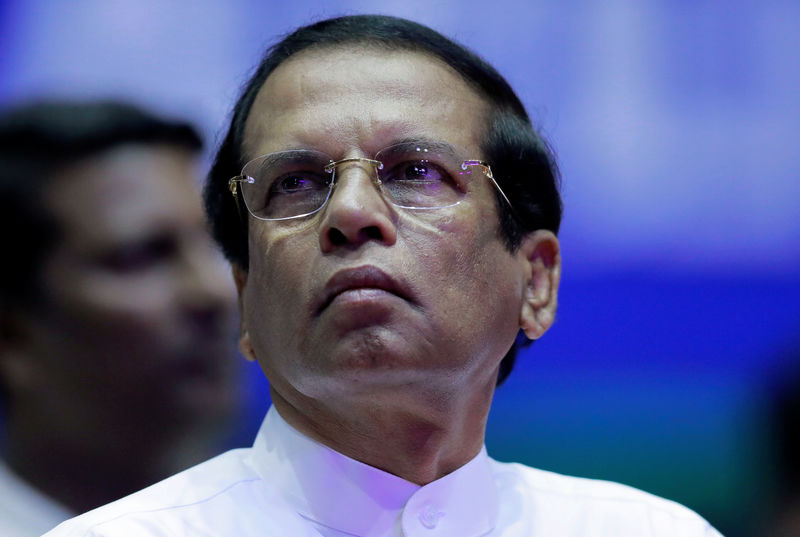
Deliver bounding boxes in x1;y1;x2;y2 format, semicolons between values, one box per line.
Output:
0;460;73;537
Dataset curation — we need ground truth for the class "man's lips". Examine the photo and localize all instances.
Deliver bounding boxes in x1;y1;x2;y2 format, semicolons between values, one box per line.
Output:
315;266;411;315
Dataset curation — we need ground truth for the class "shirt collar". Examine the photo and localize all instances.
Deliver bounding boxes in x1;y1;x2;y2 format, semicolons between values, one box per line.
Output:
249;406;498;537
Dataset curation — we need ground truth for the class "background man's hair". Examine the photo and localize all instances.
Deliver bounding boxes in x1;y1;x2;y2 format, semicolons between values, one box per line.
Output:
203;14;563;385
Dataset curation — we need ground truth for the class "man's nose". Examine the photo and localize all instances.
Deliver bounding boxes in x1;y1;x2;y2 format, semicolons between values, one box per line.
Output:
318;162;398;252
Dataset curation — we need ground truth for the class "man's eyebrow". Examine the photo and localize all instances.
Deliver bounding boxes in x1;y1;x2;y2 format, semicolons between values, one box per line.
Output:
247;149;330;169
382;137;461;157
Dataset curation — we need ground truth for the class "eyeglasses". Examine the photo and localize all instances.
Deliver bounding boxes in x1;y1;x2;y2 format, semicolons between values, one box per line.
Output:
228;140;512;221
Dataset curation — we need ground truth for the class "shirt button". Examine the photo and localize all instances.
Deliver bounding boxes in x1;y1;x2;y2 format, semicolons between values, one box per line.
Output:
419;503;444;529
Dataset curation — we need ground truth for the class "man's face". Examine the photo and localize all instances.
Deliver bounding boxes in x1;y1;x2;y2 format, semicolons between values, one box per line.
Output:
238;47;536;409
20;145;238;439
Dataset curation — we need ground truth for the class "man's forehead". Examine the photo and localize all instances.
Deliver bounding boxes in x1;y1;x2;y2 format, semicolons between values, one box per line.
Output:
261;43;460;96
241;45;489;157
46;146;202;250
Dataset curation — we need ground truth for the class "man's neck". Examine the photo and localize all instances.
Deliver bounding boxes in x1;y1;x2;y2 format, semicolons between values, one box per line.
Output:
4;438;148;514
269;377;496;485
2;413;214;514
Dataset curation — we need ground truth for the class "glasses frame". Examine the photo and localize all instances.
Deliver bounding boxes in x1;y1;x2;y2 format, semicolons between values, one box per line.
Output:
228;150;513;222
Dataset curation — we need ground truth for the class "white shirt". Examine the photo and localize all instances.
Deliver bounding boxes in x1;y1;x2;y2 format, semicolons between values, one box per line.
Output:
44;407;722;536
0;460;73;537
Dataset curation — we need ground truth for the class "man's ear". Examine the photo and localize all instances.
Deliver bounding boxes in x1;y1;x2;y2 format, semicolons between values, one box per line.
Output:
231;264;257;362
517;230;561;340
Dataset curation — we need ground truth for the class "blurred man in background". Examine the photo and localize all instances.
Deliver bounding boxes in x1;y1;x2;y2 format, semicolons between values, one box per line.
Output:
762;349;800;537
0;100;241;536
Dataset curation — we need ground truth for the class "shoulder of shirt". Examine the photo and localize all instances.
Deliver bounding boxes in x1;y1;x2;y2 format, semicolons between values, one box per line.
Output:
41;447;270;537
489;459;723;536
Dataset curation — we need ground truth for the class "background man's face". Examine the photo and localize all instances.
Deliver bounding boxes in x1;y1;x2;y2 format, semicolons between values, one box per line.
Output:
20;145;238;441
237;47;531;412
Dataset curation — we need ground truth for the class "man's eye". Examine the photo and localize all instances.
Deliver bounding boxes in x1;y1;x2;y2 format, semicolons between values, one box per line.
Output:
269;173;328;195
100;237;176;273
389;160;447;183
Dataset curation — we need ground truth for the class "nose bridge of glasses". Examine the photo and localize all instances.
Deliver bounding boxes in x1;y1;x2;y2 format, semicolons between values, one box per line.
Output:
325;157;385;193
320;157;392;214
324;157;383;179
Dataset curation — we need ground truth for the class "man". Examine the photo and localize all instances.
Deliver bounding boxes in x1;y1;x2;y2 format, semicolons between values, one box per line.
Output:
45;16;722;536
0;101;240;536
763;351;800;537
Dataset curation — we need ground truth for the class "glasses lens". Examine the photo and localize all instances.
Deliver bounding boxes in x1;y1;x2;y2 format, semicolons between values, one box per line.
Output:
375;142;468;209
240;150;333;220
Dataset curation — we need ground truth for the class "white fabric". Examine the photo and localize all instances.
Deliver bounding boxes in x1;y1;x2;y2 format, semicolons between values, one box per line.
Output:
0;460;73;537
44;407;722;536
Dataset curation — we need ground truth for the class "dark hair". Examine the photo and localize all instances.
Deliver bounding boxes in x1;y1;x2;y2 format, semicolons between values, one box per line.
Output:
204;15;562;385
769;356;800;498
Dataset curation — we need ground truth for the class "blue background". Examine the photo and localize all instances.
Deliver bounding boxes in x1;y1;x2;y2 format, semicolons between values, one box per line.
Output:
2;2;798;535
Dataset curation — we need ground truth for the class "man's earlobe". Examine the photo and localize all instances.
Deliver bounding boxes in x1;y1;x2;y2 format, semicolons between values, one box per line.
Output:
238;330;257;362
231;264;257;362
518;230;561;340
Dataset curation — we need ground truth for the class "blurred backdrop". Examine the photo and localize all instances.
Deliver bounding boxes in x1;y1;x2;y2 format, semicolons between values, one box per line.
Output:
1;1;798;536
